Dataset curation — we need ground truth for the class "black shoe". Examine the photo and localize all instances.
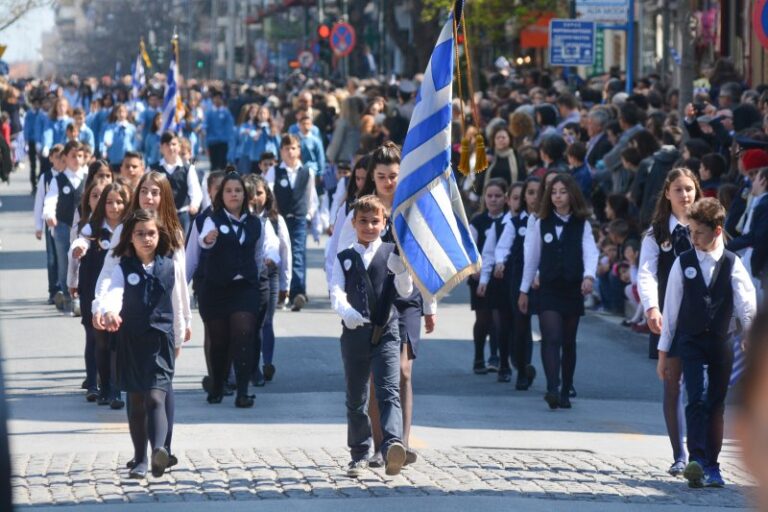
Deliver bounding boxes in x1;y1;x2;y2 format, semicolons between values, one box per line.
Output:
473;361;488;375
201;376;212;393
207;394;223;404
80;378;88;389
97;393;110;406
224;382;236;396
85;388;99;402
404;449;418;466
251;372;266;387
151;447;169;477
525;364;537;386
110;397;125;410
569;385;577;398
497;368;512;383
544;392;560;410
263;364;276;381
126;458;136;469
559;393;572;409
486;356;500;373
129;461;148;479
235;394;255;408
168;454;178;469
515;374;530;391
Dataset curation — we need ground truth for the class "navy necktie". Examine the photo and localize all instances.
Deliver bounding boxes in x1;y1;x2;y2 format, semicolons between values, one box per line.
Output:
672;224;691;255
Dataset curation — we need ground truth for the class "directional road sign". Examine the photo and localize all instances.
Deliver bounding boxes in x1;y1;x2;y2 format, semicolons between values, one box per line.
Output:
548;19;596;67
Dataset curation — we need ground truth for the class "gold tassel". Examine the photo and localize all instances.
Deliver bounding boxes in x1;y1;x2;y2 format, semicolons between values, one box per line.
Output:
457;137;471;176
474;134;488;173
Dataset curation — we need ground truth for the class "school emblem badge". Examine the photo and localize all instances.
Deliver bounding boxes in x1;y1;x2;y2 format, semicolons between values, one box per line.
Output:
518;227;527;237
684;267;697;280
660;241;672;252
343;259;352;271
543;233;554;243
127;273;141;286
280;179;289;188
62;186;71;194
219;225;230;235
99;239;110;250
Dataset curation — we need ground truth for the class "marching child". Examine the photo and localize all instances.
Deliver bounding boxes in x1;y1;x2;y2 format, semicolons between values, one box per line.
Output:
637;167;701;475
657;198;756;488
34;144;64;304
102;209;190;479
329;194;412;477
469;178;507;374
518;174;598;410
490;176;541;389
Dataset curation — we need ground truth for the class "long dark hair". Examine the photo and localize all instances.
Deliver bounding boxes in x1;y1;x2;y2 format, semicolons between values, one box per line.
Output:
480;177;509;214
78;181;105;232
360;141;401;197
538;173;590;221
112;209;172;259
213;171;250;216
345;154;371;205
128;171;184;250
87;182;131;237
649;167;702;245
84;160;113;189
520;175;542;214
244;174;278;224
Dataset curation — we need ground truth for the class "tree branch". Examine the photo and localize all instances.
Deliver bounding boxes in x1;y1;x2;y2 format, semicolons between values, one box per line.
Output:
0;0;53;34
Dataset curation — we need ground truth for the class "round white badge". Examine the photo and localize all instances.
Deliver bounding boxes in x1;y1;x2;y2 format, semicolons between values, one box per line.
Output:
343;259;352;271
543;233;554;243
62;186;71;194
280;179;289;188
660;241;673;253
684;267;698;280
99;239;110;250
518;227;527;237
219;225;230;235
127;273;141;286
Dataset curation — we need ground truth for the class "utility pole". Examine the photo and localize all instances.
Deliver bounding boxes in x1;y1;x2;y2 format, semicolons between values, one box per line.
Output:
226;0;236;80
676;0;694;118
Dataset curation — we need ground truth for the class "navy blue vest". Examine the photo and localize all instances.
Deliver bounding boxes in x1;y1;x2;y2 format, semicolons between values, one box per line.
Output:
43;169;55;191
539;215;585;285
675;249;735;342
273;165;310;218
654;224;692;312
191;206;212;284
470;212;496;257
55;173;84;226
119;254;175;341
506;214;529;286
77;226;113;305
338;242;397;327
151;163;190;211
203;209;261;285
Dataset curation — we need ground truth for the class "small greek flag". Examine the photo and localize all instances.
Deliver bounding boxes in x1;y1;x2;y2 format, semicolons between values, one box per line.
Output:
391;12;481;301
161;38;182;132
131;52;145;102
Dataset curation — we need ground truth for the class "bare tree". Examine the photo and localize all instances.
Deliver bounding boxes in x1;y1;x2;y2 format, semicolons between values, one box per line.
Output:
0;0;54;33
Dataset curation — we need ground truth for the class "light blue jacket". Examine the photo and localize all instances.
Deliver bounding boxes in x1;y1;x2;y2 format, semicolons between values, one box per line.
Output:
204;107;234;145
101;122;137;164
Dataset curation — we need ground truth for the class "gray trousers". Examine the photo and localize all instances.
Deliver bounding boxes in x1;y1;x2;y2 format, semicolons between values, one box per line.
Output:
340;323;402;461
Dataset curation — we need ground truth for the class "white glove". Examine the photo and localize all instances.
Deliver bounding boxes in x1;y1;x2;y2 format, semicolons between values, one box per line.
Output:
342;308;367;330
41;146;49;158
386;252;406;274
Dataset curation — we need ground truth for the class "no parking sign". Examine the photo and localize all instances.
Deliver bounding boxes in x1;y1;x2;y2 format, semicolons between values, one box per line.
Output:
330;22;356;57
755;0;768;50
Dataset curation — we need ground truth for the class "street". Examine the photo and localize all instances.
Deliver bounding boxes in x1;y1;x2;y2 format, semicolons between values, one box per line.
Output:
0;168;754;510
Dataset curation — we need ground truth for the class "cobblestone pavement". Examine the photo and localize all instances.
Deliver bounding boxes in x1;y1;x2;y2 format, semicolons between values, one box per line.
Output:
11;447;754;508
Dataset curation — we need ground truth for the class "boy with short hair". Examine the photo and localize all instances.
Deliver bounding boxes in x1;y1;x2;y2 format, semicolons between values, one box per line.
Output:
34;144;65;303
658;198;756;488
566;141;592;199
118;151;146;191
329;195;411;477
258;152;276;175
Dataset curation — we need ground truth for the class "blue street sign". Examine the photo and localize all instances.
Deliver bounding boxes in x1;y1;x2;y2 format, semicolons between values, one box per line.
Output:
548;19;596;67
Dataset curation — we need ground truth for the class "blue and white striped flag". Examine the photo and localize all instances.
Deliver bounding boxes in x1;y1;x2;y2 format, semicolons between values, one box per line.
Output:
391;12;481;302
161;38;182;132
131;52;145;102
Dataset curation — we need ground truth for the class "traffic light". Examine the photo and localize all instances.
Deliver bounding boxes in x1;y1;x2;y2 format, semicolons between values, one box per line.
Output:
196;60;204;69
317;24;330;39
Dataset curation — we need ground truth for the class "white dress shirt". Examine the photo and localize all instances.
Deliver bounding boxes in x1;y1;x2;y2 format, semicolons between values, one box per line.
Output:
100;258;188;348
42;168;86;221
637;215;687;312
520;212;599;293
67;221;117;289
658;240;756;353
34;171;59;231
479;212;513;285
264;162;319;220
329;238;413;318
159;158;203;213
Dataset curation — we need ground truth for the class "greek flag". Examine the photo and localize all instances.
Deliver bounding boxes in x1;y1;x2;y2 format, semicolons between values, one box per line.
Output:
161;39;181;132
131;52;145;102
391;13;480;301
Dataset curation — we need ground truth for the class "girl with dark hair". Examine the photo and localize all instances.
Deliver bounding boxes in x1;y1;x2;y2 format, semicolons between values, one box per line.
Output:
518;174;598;409
534;104;558;146
489;176;542;389
102;209;188;479
247;174;291;382
471;178;509;374
637;167;701;476
198;172;263;407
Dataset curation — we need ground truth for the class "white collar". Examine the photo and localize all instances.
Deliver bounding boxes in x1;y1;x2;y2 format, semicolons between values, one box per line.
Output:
64;167;85;179
280;162;300;173
555;211;571;222
224;210;248;223
668;214;687;232
160;158;183;170
352;237;382;256
101;220;116;233
695;238;724;263
752;192;768;204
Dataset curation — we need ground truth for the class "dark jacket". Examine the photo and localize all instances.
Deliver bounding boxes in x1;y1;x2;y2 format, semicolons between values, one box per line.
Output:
639;146;681;228
727;194;768;278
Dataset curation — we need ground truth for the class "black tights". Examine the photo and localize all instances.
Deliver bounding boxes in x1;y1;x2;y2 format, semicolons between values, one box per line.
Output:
127;389;168;464
208;312;255;397
94;330;113;397
539;310;580;394
473;309;498;363
494;309;513;371
511;305;533;373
